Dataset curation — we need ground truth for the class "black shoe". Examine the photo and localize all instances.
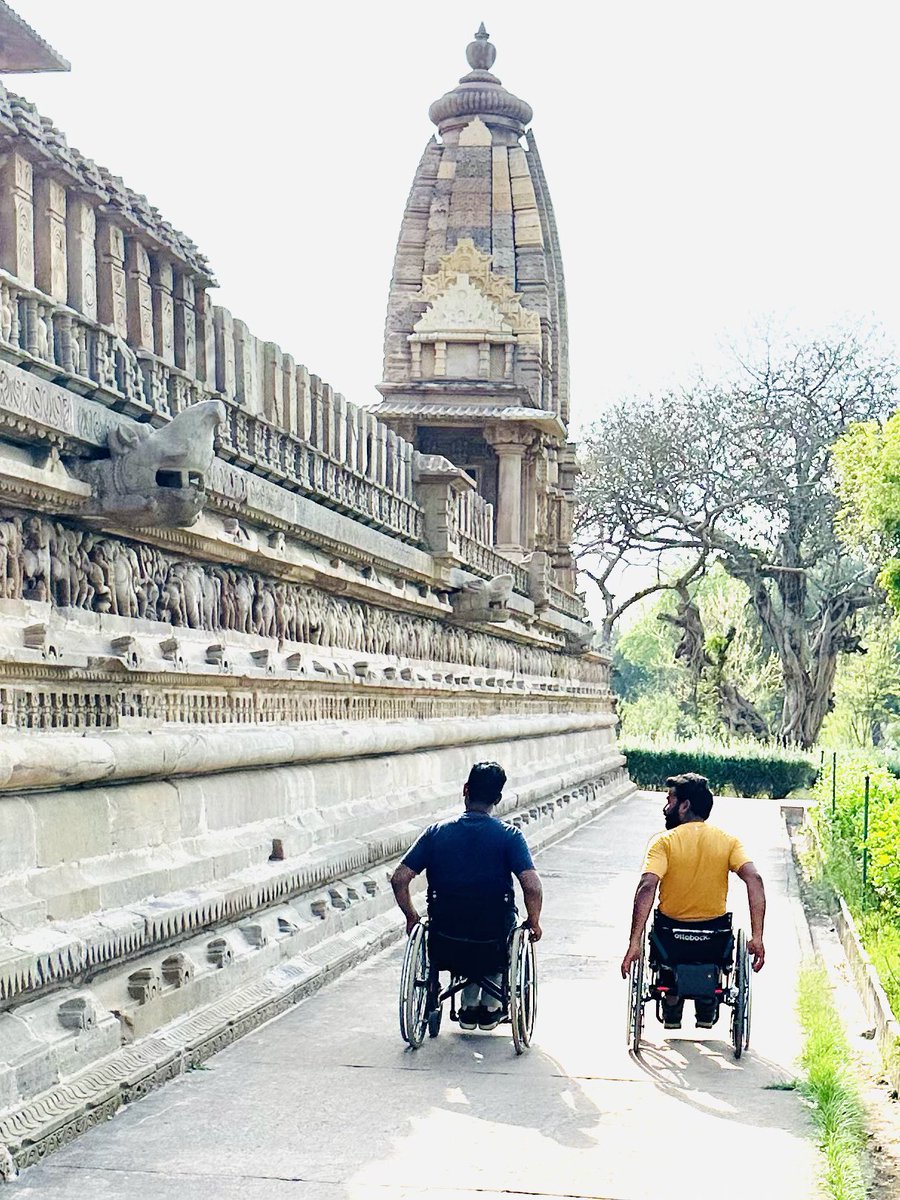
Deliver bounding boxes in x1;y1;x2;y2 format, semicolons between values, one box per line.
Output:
458;1007;479;1030
478;1005;502;1031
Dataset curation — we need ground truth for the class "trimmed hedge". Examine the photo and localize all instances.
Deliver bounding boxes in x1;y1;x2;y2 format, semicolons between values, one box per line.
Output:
621;740;819;799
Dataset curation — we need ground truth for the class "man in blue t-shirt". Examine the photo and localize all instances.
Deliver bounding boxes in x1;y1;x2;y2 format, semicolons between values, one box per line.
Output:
390;761;543;1031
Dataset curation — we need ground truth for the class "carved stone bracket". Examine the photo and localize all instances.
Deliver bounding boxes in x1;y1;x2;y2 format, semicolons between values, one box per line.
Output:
448;573;513;625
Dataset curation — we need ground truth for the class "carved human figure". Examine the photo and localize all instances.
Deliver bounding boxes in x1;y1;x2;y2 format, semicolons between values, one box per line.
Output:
0;515;23;600
232;573;254;634
0;284;14;344
35;304;51;362
253;582;277;638
22;516;51;602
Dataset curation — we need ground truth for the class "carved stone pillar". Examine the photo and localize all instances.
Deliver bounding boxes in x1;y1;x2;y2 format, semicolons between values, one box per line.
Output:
97;220;128;339
173;272;196;377
0;152;34;286
125;238;153;350
34;176;67;301
151;257;175;364
321;382;334;456
213;306;236;399
234;319;259;412
195;288;215;386
263;342;284;427
309;374;324;449
295;364;311;440
66;197;97;319
281;351;297;434
486;424;532;555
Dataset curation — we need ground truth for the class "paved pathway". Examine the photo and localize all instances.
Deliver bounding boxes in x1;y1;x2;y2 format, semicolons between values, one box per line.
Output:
11;793;822;1199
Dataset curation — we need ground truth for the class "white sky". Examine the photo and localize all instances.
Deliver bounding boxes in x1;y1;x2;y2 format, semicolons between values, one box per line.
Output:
11;0;900;440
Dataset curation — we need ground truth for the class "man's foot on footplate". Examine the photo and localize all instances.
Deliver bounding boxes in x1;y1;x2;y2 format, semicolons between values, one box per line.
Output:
478;1005;502;1031
458;1007;479;1030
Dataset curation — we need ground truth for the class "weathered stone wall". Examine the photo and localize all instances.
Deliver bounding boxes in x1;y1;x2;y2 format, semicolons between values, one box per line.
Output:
0;70;628;1173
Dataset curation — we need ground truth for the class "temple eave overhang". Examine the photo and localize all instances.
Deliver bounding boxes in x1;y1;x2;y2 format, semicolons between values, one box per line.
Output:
373;396;566;439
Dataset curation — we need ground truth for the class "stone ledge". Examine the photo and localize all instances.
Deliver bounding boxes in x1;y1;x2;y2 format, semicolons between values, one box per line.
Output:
0;773;635;1178
0;712;617;794
833;897;900;1097
0;754;628;1007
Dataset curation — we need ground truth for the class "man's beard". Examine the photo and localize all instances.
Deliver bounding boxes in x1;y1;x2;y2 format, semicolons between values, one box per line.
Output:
664;808;682;830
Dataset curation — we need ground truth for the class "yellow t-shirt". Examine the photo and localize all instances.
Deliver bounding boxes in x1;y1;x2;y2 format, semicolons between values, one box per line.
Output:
642;822;751;920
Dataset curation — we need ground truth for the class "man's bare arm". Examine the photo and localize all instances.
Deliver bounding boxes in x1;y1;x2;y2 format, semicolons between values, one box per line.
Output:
620;872;659;978
737;861;766;971
390;863;420;935
517;868;543;941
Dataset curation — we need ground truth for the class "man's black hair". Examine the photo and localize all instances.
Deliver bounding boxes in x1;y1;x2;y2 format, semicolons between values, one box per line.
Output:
467;761;507;806
666;772;714;819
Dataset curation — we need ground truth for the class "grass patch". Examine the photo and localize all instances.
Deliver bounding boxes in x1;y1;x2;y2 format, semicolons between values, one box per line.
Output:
797;960;869;1200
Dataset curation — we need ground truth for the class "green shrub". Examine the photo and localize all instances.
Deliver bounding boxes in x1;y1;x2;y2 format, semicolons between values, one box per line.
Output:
621;737;819;799
813;754;900;911
811;753;900;1020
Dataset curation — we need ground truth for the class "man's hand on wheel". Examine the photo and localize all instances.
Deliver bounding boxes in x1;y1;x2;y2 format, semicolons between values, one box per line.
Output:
748;938;765;972
525;921;542;942
405;912;420;935
620;942;641;979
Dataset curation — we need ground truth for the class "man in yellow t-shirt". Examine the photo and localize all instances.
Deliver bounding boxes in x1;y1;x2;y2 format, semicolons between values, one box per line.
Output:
620;772;766;1029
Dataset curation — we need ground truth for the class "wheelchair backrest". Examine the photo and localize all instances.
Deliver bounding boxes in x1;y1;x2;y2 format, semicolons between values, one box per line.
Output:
427;887;514;942
650;914;735;969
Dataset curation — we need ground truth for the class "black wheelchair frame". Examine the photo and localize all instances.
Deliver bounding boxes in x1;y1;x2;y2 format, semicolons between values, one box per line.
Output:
626;914;751;1059
399;918;537;1054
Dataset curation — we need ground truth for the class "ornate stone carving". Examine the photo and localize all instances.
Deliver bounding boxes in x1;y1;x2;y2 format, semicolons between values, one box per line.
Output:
449;573;513;624
58;996;97;1031
71;399;224;527
414;273;510;335
161;953;194;988
127;966;161;1003
420;239;540;334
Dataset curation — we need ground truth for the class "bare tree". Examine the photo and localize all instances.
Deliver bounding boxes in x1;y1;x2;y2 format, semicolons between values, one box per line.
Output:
576;330;898;746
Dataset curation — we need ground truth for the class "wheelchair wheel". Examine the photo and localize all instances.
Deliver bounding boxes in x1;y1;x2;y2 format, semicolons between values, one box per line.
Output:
731;929;751;1059
509;925;537;1055
399;922;431;1048
625;943;645;1054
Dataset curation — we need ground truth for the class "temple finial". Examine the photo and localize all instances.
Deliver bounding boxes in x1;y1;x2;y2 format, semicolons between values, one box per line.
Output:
466;23;496;72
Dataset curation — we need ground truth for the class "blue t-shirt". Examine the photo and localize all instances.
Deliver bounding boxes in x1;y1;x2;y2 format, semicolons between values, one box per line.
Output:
402;811;534;896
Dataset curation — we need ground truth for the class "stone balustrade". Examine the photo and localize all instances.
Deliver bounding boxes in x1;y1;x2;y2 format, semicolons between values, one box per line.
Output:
0;85;584;616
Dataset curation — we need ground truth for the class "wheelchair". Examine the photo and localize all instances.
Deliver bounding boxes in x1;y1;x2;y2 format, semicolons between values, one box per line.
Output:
398;889;537;1055
626;911;751;1059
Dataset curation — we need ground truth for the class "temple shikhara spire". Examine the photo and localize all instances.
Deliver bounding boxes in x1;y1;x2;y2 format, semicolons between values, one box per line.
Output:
376;26;576;587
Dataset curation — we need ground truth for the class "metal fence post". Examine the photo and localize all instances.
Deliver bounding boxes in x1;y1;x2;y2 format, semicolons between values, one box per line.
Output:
831;751;837;817
862;774;870;907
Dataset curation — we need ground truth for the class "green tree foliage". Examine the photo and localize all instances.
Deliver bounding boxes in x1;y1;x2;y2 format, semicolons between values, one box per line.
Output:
834;409;900;611
614;565;780;739
820;612;900;748
577;329;898;746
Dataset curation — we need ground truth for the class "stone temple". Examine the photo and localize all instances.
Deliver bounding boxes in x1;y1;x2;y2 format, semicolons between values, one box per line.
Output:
0;8;630;1173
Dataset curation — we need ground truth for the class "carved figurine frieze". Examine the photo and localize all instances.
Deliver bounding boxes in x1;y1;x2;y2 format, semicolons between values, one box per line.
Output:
0;511;599;682
70;399;224;528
